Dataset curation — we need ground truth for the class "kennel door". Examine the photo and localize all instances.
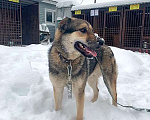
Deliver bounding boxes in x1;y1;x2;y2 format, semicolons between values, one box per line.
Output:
122;9;143;49
143;7;150;51
104;11;123;47
0;0;22;46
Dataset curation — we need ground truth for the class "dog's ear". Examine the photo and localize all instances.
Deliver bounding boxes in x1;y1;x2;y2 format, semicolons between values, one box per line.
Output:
58;17;71;33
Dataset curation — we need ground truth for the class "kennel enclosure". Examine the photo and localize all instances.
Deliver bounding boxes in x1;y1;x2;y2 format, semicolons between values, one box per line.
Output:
72;1;150;53
0;0;41;46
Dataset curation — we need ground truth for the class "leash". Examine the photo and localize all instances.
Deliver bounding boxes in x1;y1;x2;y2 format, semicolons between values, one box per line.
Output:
58;45;150;110
95;57;150;112
67;61;73;99
58;52;73;99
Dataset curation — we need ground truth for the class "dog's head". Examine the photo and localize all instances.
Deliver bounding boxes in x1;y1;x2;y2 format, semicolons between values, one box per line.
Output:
54;17;99;59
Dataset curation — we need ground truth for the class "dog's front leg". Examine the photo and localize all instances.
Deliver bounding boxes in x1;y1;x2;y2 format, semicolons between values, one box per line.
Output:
73;81;86;120
53;86;64;111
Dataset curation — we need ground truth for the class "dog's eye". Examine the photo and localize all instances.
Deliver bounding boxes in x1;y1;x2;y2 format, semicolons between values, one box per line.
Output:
79;28;87;33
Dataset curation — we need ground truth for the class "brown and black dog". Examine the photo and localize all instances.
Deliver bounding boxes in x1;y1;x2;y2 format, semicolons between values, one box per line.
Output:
48;17;118;120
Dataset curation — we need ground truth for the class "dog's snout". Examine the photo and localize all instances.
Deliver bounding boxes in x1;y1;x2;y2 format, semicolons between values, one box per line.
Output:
87;41;98;49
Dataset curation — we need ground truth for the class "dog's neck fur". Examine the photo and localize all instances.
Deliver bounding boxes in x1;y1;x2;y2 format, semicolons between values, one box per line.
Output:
58;51;74;64
49;46;87;78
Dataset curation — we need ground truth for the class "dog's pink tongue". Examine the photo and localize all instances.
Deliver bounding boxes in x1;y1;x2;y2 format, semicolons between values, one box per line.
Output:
85;47;97;57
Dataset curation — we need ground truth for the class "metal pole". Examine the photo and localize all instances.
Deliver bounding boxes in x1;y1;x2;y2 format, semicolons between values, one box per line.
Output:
94;0;96;3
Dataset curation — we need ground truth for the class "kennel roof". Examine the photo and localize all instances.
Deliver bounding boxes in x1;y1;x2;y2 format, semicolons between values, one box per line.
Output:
72;0;150;11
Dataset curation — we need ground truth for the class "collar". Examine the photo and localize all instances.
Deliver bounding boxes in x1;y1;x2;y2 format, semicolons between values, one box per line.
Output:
58;52;72;64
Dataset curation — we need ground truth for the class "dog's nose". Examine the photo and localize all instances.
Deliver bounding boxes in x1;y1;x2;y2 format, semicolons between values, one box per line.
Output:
97;39;105;45
88;38;105;50
96;37;105;45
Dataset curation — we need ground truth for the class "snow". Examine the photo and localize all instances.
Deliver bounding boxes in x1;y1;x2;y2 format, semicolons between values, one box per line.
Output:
56;0;79;8
72;0;150;10
0;44;150;120
57;17;63;20
94;33;105;42
39;24;50;33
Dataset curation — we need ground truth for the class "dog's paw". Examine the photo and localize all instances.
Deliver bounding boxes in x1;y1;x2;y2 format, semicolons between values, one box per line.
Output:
91;96;98;103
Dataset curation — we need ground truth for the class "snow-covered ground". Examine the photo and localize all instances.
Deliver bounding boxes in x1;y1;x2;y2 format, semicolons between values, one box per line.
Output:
0;44;150;120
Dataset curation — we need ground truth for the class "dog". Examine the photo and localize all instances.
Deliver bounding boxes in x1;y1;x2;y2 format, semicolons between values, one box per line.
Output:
48;17;118;120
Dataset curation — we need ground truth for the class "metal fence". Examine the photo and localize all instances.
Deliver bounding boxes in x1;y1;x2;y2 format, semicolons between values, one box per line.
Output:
0;0;22;46
72;4;150;54
0;0;39;46
143;7;150;50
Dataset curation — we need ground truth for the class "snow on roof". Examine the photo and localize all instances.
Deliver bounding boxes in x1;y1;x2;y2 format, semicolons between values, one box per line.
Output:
56;0;79;8
72;0;150;11
42;0;57;5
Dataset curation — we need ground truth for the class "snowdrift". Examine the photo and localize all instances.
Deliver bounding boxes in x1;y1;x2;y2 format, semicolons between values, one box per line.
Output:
0;44;150;120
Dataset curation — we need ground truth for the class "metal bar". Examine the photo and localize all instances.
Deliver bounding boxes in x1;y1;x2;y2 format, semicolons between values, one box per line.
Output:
122;8;126;48
103;11;106;38
9;0;11;46
119;8;123;48
10;0;12;46
37;3;40;44
0;1;1;45
4;0;6;45
20;2;22;46
0;1;2;45
93;16;96;30
141;7;145;50
15;2;16;45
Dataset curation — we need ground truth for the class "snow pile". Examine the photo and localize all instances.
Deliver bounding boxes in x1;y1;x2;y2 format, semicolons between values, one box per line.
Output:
94;33;105;42
72;0;150;10
39;23;50;33
0;44;150;120
56;0;79;8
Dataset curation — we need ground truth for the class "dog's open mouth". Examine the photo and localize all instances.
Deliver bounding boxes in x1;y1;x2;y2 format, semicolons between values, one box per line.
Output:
74;41;97;58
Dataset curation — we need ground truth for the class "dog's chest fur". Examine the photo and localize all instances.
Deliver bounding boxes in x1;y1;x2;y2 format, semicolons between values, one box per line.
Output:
49;47;97;82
